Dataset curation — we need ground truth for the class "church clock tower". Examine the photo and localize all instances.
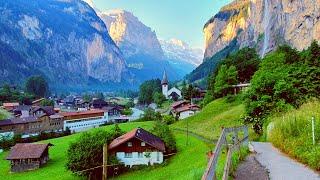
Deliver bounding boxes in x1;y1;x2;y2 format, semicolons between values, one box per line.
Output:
161;70;168;99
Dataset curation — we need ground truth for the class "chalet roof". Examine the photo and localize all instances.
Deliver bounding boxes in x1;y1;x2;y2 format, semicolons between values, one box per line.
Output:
6;143;49;160
161;70;168;85
59;109;105;117
32;98;45;104
3;102;19;107
49;114;64;119
32;106;55;116
13;105;32;111
174;104;200;113
171;100;188;109
0;116;39;126
232;83;251;88
109;128;166;152
92;99;108;106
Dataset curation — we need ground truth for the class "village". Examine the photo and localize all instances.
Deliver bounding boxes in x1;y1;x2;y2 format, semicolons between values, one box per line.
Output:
0;71;212;176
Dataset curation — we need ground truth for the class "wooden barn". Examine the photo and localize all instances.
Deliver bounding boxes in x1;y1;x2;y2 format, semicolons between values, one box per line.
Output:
6;143;51;172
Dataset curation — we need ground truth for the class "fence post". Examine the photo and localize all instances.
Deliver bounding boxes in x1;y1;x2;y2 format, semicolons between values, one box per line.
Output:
103;144;108;180
312;116;315;145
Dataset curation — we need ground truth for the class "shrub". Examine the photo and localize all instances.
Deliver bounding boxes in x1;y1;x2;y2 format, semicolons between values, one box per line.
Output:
245;42;320;133
151;121;176;153
66;126;124;177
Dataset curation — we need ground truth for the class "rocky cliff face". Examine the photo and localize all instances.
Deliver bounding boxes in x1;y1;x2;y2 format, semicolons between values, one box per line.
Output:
99;10;164;59
98;9;186;82
204;0;320;59
0;0;128;91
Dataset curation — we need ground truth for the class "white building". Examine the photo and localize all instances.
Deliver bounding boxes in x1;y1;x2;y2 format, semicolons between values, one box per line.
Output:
108;128;166;167
161;71;182;100
60;110;108;132
172;104;200;119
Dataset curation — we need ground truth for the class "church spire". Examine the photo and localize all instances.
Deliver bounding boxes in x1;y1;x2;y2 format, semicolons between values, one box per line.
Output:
161;70;168;85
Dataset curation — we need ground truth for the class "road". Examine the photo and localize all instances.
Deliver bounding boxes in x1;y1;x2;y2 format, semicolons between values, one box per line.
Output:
251;142;320;180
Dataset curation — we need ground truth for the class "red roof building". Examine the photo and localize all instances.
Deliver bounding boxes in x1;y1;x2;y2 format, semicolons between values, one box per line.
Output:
109;128;165;167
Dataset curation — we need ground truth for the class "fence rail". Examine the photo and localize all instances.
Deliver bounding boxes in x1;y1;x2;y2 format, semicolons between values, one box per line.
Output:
202;125;249;180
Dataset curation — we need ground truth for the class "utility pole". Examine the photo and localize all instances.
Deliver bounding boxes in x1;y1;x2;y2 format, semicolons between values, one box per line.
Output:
312;116;315;145
102;144;108;180
186;117;189;146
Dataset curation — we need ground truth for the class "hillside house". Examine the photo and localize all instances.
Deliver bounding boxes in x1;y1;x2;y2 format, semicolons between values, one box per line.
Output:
232;83;251;95
171;100;189;110
32;98;46;106
91;99;108;109
109;128;165;167
60;109;108;132
2;102;19;111
173;104;200;119
6;143;51;172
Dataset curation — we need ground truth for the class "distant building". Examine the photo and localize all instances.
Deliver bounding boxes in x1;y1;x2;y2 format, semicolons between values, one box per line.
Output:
32;98;46;106
109;128;165;167
91;99;108;109
0;106;64;137
102;105;124;117
161;71;182;100
232;83;251;95
60;109;108;132
172;104;200;119
171;100;189;110
2;102;19;111
6;143;51;172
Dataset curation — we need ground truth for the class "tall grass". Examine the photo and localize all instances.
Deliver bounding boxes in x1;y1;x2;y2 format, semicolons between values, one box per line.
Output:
0;108;11;120
268;100;320;170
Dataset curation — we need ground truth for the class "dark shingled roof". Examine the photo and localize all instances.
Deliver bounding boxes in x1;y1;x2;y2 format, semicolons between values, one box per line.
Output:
6;143;49;160
0;116;39;126
109;128;166;152
32;106;55;116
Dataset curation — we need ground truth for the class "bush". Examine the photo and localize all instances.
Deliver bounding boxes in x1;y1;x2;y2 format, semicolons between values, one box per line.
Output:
66;126;124;177
161;115;176;125
151;121;176;153
245;42;320;134
136;108;162;122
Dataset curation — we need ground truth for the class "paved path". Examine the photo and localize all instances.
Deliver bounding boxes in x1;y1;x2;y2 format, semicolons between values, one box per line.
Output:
251;142;320;180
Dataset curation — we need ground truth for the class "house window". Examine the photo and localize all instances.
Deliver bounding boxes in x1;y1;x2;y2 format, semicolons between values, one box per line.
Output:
138;152;143;158
124;153;132;158
127;142;132;147
141;142;145;146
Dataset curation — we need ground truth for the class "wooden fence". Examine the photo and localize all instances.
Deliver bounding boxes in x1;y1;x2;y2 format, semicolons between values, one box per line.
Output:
202;125;249;180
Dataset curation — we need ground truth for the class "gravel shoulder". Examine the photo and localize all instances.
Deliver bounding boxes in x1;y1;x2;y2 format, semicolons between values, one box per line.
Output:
234;153;269;180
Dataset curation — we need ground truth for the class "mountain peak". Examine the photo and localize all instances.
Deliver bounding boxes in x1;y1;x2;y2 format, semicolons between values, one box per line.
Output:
98;9;164;59
160;39;203;66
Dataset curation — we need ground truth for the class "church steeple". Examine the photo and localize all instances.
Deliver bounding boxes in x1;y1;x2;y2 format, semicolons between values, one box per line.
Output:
161;70;168;85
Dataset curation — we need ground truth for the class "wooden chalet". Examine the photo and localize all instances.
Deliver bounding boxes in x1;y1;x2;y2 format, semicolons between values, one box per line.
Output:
6;143;51;172
109;128;165;167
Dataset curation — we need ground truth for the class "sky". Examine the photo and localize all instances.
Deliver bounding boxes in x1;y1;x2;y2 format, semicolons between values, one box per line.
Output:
91;0;233;49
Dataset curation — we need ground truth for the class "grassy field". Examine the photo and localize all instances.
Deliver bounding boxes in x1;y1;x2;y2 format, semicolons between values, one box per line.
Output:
0;108;12;120
0;122;154;180
268;100;320;170
172;98;250;140
113;132;213;180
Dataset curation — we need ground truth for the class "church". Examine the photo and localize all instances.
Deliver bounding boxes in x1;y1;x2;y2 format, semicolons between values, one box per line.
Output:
161;71;182;100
